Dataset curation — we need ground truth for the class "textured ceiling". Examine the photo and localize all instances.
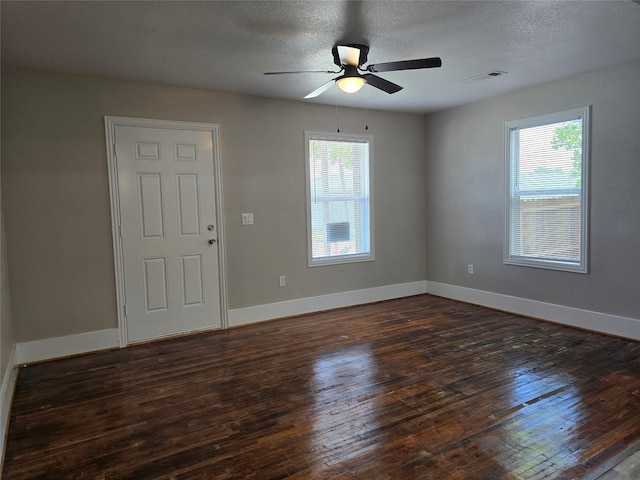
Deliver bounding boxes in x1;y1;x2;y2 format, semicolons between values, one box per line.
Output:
2;1;640;113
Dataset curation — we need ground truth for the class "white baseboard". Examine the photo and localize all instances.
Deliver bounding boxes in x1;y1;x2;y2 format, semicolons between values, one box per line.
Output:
425;281;640;341
1;344;18;468
14;328;120;366
9;281;637;366
4;282;428;366
228;280;428;327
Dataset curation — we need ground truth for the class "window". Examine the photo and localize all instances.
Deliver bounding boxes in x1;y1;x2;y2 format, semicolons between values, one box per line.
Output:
305;131;373;266
505;107;590;272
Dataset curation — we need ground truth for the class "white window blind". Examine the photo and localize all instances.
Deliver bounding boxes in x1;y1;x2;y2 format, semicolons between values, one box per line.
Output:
505;107;589;272
305;131;373;266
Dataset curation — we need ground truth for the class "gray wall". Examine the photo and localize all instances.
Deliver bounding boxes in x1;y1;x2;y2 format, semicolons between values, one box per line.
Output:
1;88;16;382
1;211;15;378
1;66;16;385
3;59;638;346
1;68;429;343
424;60;640;319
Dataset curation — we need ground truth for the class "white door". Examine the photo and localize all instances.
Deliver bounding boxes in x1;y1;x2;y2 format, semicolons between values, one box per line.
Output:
114;125;221;343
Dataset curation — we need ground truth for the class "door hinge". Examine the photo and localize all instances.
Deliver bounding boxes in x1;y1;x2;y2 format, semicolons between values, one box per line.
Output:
118;224;123;238
123;304;128;317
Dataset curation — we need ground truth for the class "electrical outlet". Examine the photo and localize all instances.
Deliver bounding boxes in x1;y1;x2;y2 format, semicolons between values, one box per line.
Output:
468;264;474;275
279;276;286;287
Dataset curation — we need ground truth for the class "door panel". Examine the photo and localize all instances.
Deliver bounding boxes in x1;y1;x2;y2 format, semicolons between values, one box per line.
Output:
115;125;221;342
176;174;201;236
143;257;168;313
138;173;165;238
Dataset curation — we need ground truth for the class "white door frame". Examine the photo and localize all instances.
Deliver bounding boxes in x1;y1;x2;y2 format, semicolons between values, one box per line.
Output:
104;116;228;347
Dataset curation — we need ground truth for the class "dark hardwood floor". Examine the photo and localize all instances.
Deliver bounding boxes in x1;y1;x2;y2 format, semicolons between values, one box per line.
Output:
4;294;640;479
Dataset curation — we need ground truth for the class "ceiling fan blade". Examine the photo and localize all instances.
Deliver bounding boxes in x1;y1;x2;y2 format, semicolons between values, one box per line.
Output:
366;57;442;73
304;78;336;98
264;70;339;75
363;74;403;94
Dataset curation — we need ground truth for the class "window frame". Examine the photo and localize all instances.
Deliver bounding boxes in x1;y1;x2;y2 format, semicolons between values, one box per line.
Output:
504;106;590;273
305;130;375;267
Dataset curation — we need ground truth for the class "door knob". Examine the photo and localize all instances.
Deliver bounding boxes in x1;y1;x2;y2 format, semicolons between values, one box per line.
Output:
208;239;217;245
207;224;215;231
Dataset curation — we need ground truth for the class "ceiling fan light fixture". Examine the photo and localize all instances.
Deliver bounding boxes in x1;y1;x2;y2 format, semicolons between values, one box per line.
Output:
337;76;365;93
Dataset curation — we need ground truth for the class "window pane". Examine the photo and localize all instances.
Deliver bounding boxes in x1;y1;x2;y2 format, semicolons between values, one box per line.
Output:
306;133;373;265
506;107;589;272
517;196;581;261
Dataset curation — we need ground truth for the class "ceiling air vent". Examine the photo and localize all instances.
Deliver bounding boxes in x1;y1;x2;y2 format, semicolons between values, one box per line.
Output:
462;70;508;84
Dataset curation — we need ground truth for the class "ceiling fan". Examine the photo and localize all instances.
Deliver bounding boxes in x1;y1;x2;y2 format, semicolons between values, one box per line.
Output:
264;44;442;98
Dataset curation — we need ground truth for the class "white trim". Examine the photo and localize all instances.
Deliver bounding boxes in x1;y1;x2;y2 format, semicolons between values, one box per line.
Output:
1;345;18;466
426;281;640;341
104;116;228;346
228;281;427;327
14;328;120;366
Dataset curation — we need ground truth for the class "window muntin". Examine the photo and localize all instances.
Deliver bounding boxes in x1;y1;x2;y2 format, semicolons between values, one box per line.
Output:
305;131;374;266
505;107;589;273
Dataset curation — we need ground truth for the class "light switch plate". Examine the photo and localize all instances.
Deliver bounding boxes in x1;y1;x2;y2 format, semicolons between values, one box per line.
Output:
242;213;254;225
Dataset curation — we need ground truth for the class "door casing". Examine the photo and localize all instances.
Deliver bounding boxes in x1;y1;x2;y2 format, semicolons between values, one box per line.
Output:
105;116;228;347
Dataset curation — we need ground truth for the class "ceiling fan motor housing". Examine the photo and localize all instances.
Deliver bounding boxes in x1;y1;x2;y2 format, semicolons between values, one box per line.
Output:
340;65;361;79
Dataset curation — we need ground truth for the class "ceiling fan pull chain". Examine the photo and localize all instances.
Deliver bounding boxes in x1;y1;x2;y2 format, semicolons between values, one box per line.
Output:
365;107;369;131
335;102;340;133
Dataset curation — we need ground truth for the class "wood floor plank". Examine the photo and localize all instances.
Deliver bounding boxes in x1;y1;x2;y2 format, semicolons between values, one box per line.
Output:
3;294;639;479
